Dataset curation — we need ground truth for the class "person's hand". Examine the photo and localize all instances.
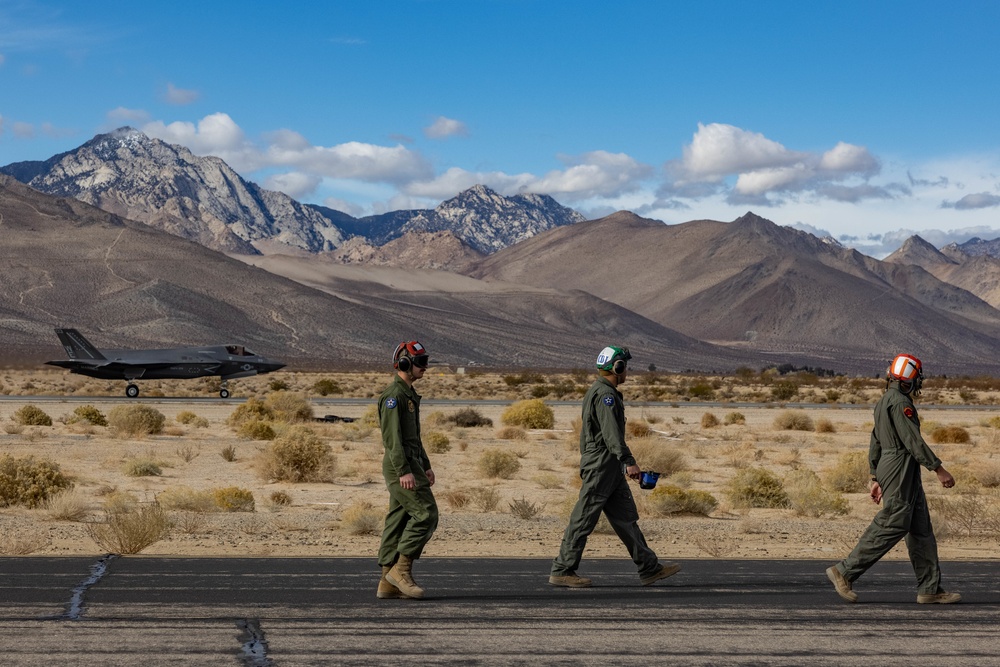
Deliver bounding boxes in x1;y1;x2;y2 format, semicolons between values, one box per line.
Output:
936;466;956;489
400;473;416;490
425;469;435;486
625;464;641;481
869;480;883;504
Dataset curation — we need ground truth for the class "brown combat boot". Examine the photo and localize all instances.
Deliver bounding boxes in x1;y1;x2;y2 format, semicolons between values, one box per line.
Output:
386;554;425;599
826;566;858;603
377;565;406;599
917;591;961;604
548;572;593;588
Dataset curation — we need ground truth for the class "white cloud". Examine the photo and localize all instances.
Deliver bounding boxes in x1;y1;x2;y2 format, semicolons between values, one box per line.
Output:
105;106;151;127
322;196;365;217
163;82;200;106
263;171;322;199
12;121;33;138
942;193;1000;210
142;113;261;170
665;123;883;204
424;116;469;140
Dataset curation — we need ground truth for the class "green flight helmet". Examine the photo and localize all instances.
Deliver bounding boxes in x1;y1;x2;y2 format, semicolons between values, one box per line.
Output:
596;345;632;374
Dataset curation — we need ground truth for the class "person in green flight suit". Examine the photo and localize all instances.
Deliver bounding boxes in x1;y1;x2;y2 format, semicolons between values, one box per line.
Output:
376;340;438;600
826;353;961;604
549;345;681;588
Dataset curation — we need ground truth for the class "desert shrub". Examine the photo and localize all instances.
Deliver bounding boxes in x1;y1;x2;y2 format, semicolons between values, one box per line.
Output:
784;468;849;517
930;425;971;444
0;455;72;508
495;426;527;440
701;412;720;428
424;431;451;454
212;486;256;512
269;490;293;507
935;490;1000;536
509;497;543;520
361;404;379;428
175;445;200;463
238;419;277;441
341;500;383;535
501;399;554;429
227;397;274;426
825;451;870;493
157;486;217;512
973;461;1000;488
987;415;1000;429
72;405;107;426
470;486;501;511
424;411;449;427
724;467;790;509
107;404;165;437
773;410;814;431
724;412;746;425
627;420;652;438
12;404;52;426
264;391;314;423
533;473;563;489
175;410;199;425
449;408;493;428
122;455;162;477
258;426;336;482
442;489;472;509
43;489;90;521
312;378;342;396
87;502;171;554
221;445;238;462
627;438;689;477
815;418;836;433
771;381;798;401
478;449;521;479
647;485;718;516
269;379;290;391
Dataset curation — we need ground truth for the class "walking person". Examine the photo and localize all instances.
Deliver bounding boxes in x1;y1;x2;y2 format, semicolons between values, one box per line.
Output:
376;341;438;600
550;345;681;588
826;353;961;604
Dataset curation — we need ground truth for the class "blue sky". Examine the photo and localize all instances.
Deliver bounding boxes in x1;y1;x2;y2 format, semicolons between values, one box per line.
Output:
2;0;1000;256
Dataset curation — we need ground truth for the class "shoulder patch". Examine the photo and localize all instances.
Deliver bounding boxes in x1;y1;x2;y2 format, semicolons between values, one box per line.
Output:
385;397;397;409
903;406;915;419
602;395;615;407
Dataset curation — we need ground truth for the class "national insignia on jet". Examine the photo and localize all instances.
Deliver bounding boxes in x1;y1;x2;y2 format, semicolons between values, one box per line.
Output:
603;396;615;406
386;397;397;409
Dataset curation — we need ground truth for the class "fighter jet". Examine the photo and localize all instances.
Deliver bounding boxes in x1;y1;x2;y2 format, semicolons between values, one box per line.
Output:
46;328;285;398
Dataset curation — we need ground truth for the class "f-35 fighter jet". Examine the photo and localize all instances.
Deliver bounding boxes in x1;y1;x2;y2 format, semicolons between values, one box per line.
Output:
46;328;285;398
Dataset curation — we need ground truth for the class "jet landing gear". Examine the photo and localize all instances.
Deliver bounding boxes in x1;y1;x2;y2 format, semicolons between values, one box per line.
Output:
126;384;140;398
219;381;231;399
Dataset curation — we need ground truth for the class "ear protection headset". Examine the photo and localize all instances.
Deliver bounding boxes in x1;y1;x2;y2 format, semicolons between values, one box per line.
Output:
612;357;628;375
393;341;428;372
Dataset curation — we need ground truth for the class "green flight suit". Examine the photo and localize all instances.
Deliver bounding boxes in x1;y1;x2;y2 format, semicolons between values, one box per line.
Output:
835;381;945;594
377;376;438;567
551;376;660;579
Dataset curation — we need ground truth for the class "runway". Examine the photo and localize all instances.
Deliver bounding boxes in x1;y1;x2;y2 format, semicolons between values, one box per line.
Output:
1;557;997;666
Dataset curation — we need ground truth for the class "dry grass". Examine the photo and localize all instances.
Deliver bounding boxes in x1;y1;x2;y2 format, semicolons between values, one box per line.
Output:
87;502;171;554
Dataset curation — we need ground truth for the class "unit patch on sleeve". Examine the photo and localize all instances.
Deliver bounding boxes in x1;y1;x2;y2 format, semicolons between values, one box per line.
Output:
603;396;615;407
385;397;397;409
903;406;915;419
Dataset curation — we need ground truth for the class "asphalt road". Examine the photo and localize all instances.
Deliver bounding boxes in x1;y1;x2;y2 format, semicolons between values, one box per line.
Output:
1;557;997;666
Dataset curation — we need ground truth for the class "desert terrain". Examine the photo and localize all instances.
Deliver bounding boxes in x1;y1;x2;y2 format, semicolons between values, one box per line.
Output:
2;369;999;568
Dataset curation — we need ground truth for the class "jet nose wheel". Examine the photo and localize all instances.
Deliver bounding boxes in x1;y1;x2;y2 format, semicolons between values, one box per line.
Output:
220;389;231;399
126;384;140;398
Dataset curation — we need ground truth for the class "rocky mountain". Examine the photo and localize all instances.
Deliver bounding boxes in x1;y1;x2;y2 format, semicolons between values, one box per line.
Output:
326;231;484;270
314;184;586;254
2;130;586;261
888;236;1000;310
949;237;1000;259
0;128;345;255
0;175;744;371
466;211;1000;374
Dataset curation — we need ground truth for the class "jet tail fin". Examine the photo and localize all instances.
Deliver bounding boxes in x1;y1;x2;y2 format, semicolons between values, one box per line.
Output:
55;328;106;361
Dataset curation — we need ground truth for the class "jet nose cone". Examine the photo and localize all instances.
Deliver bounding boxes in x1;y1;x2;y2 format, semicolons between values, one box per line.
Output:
266;360;286;373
